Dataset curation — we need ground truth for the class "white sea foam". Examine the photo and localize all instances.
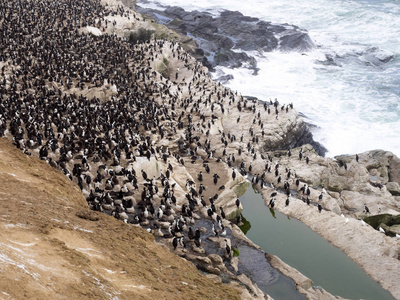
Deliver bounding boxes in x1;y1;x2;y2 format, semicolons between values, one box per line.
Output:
139;0;400;157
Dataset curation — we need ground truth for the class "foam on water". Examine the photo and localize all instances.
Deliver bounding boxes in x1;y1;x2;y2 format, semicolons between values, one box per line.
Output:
138;0;400;157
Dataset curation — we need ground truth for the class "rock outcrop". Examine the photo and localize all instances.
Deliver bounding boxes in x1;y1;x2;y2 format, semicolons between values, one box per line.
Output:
136;5;315;73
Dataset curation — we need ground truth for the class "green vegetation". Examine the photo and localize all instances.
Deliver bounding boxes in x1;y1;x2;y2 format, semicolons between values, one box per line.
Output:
232;247;240;257
239;215;251;235
128;28;154;44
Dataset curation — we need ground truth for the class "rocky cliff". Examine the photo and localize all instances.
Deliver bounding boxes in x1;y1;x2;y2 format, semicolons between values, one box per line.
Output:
0;0;399;299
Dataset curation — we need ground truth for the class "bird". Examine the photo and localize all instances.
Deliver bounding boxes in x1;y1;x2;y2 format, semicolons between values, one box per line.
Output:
269;198;275;208
360;219;366;226
285;197;290;207
172;237;179;250
220;207;226;219
212;223;218;236
318;204;322;213
197;171;203;182
235;198;241;209
219;225;227;237
379;227;385;233
364;204;370;214
213;173;220;184
141;169;148;180
224;239;231;258
188;227;194;240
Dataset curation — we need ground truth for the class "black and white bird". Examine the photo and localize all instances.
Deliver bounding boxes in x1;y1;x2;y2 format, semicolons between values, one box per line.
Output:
269;198;275;208
224;239;231;258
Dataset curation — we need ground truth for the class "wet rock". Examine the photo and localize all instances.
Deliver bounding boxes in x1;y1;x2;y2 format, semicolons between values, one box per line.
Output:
263;119;327;157
216;74;234;84
236;274;266;299
279;30;315;52
136;5;314;73
266;253;312;290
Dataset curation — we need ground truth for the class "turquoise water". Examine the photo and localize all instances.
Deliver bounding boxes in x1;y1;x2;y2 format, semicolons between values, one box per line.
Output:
240;186;395;300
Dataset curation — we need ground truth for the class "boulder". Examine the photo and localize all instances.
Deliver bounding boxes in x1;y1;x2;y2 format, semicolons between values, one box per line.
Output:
389;154;400;183
386;182;400;196
136;5;315;73
279;30;315;52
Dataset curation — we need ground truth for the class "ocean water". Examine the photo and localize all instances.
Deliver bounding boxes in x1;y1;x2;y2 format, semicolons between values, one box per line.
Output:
137;0;400;158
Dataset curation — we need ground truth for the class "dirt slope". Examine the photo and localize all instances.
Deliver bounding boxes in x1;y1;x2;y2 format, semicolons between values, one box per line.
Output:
0;138;240;300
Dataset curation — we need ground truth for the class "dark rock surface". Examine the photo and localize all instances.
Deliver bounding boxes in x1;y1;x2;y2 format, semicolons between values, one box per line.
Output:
136;4;315;73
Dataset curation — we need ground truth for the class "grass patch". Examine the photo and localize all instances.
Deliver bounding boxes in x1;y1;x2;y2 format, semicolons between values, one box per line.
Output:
232;247;239;257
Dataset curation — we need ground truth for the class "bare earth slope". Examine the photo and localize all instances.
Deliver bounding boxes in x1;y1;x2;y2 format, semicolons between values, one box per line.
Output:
0;138;240;300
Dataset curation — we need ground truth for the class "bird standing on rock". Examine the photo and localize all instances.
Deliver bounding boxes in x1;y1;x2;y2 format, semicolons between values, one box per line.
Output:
269;198;275;208
213;173;220;184
224;239;232;258
236;198;241;209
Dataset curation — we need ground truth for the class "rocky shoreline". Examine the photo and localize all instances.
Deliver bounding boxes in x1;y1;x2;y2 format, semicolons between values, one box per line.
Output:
136;4;315;75
130;2;400;298
0;0;399;299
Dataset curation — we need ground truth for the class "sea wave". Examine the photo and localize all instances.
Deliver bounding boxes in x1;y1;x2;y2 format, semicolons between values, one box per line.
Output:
137;0;400;157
